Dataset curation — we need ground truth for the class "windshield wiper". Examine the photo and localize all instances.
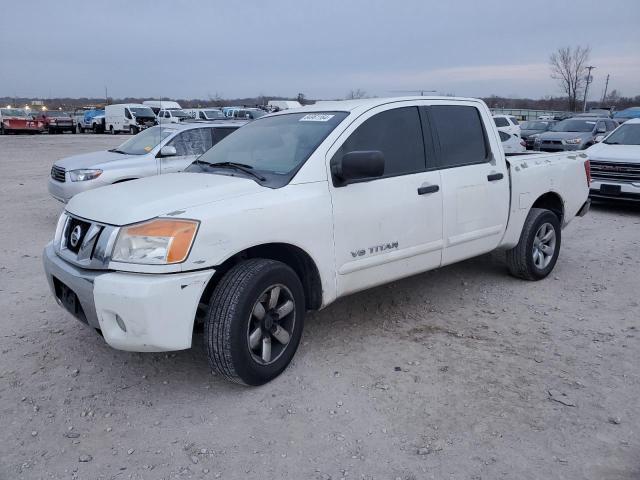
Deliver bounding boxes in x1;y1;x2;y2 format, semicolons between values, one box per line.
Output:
200;161;267;182
603;141;619;145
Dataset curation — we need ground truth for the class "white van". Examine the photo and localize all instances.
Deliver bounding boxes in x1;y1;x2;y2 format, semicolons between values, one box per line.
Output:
157;108;190;124
105;104;157;135
143;100;182;115
183;108;226;121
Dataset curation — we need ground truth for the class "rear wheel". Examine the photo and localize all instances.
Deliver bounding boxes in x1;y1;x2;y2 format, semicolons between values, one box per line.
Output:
506;208;561;280
204;259;305;386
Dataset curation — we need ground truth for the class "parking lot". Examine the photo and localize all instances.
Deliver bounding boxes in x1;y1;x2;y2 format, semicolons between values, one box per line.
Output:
1;134;639;479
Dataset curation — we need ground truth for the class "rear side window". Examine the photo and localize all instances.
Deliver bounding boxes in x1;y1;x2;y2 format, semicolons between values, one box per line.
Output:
168;128;213;156
431;105;489;168
494;117;509;127
335;106;426;177
499;131;510;142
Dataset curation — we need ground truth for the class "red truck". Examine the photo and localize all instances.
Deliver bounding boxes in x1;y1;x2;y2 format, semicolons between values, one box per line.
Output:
32;110;76;134
0;108;43;134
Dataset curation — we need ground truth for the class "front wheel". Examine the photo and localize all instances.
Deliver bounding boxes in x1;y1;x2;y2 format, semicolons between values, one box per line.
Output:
129;125;139;135
506;208;561;280
204;259;305;386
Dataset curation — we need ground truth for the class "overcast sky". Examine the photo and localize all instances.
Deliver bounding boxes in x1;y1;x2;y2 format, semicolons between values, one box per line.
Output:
1;0;639;101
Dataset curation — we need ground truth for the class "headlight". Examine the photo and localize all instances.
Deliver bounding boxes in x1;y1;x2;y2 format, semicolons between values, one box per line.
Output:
112;218;199;265
69;169;102;182
564;138;583;145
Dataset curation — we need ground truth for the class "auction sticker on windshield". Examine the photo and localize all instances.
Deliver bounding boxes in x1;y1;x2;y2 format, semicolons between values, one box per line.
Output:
300;114;335;122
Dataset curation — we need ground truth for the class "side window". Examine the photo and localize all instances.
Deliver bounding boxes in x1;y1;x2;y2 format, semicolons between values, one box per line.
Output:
168;129;213;156
199;112;206;119
334;106;426;178
430;105;489;168
596;121;606;132
494;117;509;127
499;131;510;142
125;108;132;120
212;127;236;145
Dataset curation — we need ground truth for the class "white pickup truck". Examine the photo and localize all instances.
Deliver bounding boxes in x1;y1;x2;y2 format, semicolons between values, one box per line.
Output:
43;97;591;385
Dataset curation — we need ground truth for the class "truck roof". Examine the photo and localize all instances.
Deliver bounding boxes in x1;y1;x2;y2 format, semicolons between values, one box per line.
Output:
277;96;483;115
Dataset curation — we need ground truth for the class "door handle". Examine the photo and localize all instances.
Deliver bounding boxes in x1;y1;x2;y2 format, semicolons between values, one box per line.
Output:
417;185;439;195
487;173;504;181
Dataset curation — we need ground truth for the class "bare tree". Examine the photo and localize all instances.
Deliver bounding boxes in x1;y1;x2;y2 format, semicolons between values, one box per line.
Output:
549;46;591;112
346;88;367;100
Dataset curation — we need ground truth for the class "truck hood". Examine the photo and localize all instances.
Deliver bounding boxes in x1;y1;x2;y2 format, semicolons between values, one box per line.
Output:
55;150;139;170
586;143;640;163
66;173;263;225
538;131;592;141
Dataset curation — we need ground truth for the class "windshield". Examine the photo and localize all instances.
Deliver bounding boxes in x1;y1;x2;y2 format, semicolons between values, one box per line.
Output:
204;110;225;119
521;121;550;130
1;108;28;117
604;124;640;145
113;126;174;155
129;107;155;118
551;119;595;133
169;109;189;118
189;111;349;182
45;111;70;117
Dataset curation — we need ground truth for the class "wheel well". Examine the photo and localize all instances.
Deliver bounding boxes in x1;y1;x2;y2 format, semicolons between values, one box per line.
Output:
202;243;323;312
531;192;564;222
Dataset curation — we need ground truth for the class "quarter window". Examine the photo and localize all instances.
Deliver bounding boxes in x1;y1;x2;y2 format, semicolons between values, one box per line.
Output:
499;131;510;142
431;105;490;168
334;106;426;178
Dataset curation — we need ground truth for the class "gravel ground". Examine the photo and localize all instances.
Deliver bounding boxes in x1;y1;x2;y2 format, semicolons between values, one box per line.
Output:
1;134;639;480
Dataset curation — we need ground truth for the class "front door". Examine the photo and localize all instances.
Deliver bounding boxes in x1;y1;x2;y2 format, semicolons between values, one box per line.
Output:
328;105;443;297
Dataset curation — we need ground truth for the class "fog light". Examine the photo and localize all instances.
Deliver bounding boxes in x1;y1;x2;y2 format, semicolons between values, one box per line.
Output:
115;314;127;332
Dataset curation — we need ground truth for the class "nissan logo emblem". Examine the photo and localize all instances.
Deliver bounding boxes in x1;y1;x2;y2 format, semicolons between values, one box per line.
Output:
69;225;83;248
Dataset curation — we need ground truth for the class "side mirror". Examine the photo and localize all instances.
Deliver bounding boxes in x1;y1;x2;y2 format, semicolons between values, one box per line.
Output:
331;150;385;186
594;135;605;143
159;146;177;157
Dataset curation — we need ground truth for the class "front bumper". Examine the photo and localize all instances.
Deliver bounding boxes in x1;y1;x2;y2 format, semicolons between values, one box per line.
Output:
589;180;640;202
48;176;105;203
43;243;214;352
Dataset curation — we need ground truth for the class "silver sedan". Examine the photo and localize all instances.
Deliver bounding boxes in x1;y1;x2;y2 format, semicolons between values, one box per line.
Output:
48;121;245;203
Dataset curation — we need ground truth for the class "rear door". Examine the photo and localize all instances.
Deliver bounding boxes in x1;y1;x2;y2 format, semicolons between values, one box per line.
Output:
428;103;509;266
328;104;443;297
160;128;213;174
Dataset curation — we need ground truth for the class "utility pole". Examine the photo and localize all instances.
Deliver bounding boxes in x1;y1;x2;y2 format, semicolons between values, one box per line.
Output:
601;74;610;104
582;65;595;112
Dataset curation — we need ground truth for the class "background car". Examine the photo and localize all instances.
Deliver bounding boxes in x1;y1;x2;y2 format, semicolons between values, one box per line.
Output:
34;110;75;134
535;117;618;152
48;120;246;202
157;108;190;124
0;107;43;134
232;108;267;120
519;120;557;149
586;118;640;202
613;107;640;124
493;114;521;137
499;130;526;153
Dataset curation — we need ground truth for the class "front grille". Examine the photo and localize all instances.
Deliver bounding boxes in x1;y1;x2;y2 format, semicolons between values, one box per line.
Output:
51;165;66;182
542;140;563;145
65;217;92;254
590;160;640;183
56;213;117;269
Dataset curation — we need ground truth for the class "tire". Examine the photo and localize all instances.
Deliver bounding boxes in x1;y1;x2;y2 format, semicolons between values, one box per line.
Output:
109;125;115;135
204;259;305;386
506;208;561;281
129;125;138;135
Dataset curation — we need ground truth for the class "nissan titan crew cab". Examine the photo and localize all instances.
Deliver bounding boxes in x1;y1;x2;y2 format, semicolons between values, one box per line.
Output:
43;97;591;385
